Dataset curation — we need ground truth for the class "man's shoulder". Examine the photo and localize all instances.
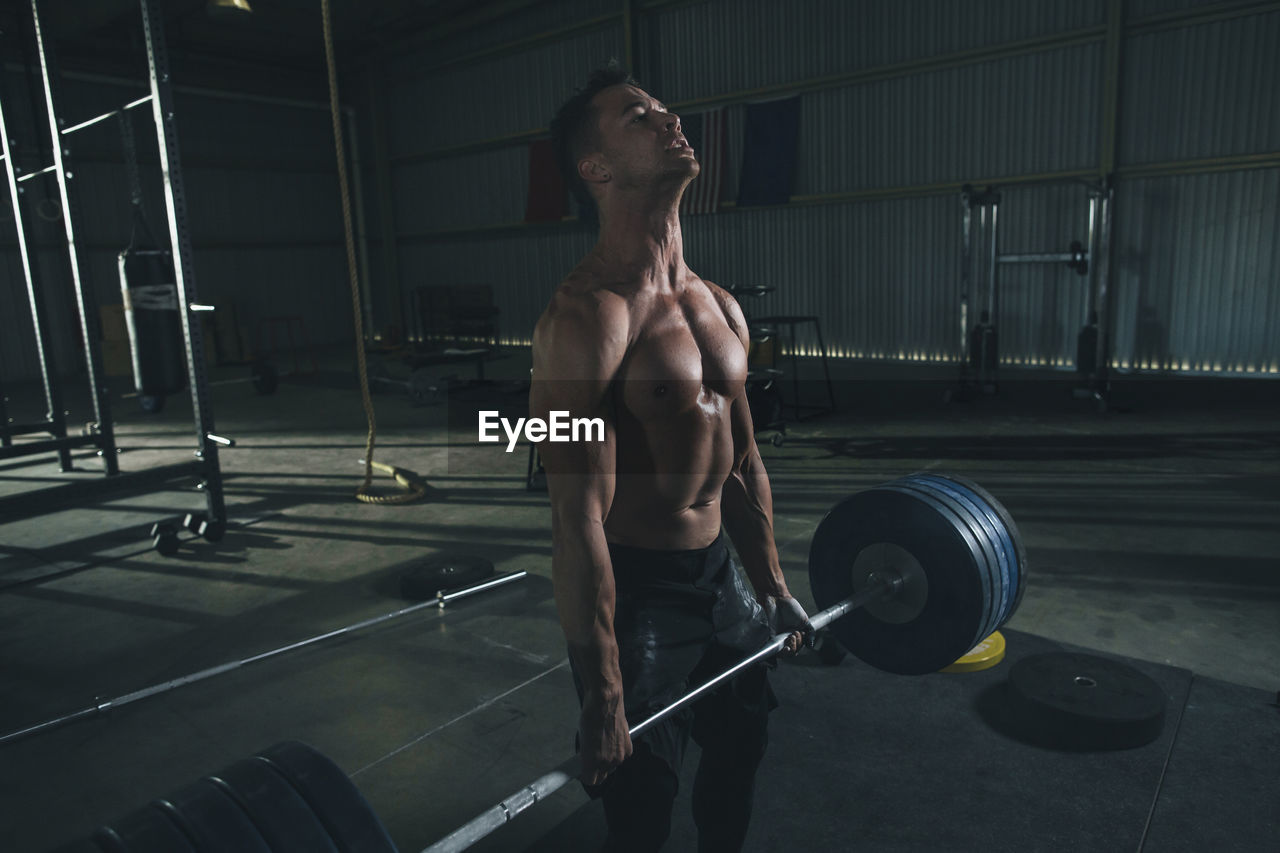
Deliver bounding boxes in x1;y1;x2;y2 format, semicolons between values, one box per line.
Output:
544;270;629;325
534;270;630;359
691;276;747;338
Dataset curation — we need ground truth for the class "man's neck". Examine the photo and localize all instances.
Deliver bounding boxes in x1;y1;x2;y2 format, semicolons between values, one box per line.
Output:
592;191;688;289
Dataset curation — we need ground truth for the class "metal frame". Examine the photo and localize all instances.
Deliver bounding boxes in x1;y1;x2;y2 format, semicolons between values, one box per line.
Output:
0;0;225;532
956;179;1114;398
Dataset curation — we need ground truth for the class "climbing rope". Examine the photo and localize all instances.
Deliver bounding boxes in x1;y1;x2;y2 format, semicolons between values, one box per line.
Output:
321;0;424;504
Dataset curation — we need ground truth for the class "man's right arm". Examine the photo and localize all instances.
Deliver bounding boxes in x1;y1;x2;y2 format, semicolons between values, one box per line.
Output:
529;290;630;785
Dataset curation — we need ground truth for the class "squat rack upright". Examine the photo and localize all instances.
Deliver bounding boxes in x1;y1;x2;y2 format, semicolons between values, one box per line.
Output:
0;0;227;538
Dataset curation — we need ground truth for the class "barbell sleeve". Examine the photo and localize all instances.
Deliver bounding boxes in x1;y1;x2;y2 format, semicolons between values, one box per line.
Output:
421;576;894;853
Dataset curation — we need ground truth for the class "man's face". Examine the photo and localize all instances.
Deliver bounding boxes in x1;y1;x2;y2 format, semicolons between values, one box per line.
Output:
585;84;699;192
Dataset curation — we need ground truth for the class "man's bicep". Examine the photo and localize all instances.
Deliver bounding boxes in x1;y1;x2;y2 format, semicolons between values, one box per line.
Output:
541;423;616;524
727;386;759;473
530;294;626;521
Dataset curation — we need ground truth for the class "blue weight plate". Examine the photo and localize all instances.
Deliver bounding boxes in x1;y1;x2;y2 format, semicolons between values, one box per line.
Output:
901;473;1008;640
808;486;987;675
890;478;1002;646
929;474;1021;627
937;475;1027;619
908;474;1014;635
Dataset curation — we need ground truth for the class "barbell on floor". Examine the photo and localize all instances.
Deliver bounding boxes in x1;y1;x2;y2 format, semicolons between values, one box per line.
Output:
0;570;528;749
66;472;1026;852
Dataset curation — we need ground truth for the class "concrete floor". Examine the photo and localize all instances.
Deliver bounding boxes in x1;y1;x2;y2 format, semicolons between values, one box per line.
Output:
1;350;1278;852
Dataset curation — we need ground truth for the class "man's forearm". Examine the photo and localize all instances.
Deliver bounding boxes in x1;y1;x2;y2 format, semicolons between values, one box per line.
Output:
551;517;623;697
721;445;789;599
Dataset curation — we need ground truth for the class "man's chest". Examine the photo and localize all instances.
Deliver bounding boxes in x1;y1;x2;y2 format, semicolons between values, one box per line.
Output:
615;297;747;415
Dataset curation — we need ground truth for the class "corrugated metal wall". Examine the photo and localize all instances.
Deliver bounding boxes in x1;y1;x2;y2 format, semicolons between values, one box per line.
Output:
369;0;1278;378
1112;169;1279;373
10;1;1273;384
1;70;352;383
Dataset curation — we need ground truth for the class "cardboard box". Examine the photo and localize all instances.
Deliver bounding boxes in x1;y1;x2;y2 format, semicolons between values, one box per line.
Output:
100;304;128;342
102;339;134;378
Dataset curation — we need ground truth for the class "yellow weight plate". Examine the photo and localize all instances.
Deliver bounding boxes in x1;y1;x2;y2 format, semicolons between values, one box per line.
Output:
941;630;1006;673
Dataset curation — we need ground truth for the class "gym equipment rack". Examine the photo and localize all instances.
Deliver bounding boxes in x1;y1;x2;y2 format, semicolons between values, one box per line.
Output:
953;177;1114;407
0;0;226;537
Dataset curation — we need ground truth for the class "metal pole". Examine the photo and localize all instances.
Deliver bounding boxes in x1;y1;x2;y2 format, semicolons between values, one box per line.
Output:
0;571;528;747
1085;191;1099;320
986;199;999;326
0;64;70;469
959;189;972;369
29;0;114;472
138;0;225;525
996;252;1080;264
422;579;892;853
1094;182;1114;387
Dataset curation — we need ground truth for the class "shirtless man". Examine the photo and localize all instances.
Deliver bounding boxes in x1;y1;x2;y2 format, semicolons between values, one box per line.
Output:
530;66;813;852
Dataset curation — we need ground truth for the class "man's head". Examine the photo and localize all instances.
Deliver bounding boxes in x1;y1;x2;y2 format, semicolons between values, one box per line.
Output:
551;63;697;218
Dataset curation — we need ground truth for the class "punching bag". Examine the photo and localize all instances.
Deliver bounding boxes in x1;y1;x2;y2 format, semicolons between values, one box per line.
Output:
119;212;186;399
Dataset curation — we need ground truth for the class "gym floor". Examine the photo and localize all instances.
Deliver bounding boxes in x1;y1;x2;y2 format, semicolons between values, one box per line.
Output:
2;351;1278;852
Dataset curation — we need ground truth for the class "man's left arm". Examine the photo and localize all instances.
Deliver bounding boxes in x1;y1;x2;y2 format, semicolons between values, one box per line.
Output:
715;287;814;653
721;392;814;653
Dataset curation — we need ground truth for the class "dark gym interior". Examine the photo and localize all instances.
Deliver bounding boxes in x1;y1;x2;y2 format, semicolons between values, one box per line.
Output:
1;1;1277;852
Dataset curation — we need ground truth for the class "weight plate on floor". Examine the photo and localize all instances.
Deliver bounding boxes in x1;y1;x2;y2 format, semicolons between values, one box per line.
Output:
1005;652;1167;751
808;486;990;675
905;475;1014;639
93;803;197;853
941;630;1007;673
939;475;1028;619
209;757;340;852
257;741;398;853
400;554;495;601
153;779;271;853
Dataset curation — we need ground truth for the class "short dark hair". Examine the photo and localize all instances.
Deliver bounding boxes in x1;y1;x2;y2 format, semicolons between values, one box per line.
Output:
550;62;638;215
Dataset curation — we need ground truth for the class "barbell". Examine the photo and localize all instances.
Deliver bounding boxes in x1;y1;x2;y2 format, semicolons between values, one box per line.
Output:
426;472;1026;852
67;472;1026;853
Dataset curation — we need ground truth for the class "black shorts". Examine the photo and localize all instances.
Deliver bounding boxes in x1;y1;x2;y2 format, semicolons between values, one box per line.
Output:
570;532;778;787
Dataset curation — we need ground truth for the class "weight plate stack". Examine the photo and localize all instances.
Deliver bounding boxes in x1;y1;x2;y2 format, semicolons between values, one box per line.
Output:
890;478;1005;644
808;475;1027;675
938;474;1029;619
902;474;1016;641
808;485;991;675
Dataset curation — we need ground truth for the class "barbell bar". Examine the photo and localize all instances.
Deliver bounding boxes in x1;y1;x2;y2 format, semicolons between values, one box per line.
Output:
0;570;527;748
422;575;898;853
424;472;1025;852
